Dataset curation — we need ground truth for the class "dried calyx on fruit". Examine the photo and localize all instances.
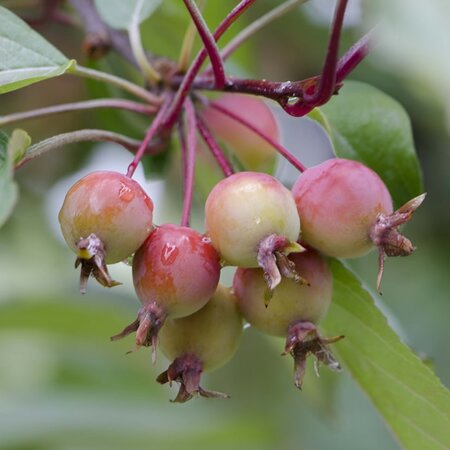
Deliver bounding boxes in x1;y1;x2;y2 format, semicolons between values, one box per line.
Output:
205;171;305;296
157;285;243;403
58;171;154;293
233;250;343;389
292;158;425;290
111;224;221;361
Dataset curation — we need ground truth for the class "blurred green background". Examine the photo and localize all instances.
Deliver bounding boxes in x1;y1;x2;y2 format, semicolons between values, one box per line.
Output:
0;1;449;449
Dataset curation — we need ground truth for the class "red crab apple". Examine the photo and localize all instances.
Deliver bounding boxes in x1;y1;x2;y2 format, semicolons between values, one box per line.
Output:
58;171;154;293
233;250;342;389
111;224;221;361
292;158;426;289
202;94;279;173
205;171;304;295
157;285;243;402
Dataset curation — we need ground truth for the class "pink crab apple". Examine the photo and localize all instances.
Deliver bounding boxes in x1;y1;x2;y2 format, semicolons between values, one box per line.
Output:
58;171;154;293
111;224;221;360
202;94;279;172
233;250;342;389
291;158;426;290
157;284;243;403
205;171;304;295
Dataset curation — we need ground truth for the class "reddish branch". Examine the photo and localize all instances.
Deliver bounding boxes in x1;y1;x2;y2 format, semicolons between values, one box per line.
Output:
126;96;172;178
180;98;198;227
168;28;372;116
207;101;307;173
183;0;226;89
162;0;256;129
303;0;347;105
336;29;373;83
196;115;234;177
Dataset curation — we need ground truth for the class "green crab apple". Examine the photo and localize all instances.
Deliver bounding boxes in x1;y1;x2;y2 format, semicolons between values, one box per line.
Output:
157;284;243;402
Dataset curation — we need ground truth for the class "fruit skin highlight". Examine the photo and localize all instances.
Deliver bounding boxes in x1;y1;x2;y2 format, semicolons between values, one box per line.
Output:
111;224;221;360
233;250;342;389
58;170;154;291
205;171;302;292
157;285;243;402
202;94;279;173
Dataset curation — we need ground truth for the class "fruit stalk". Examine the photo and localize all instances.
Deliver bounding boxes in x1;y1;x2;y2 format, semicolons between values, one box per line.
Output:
127;95;172;178
208;101;307;172
180;98;198;227
183;0;226;89
196;114;234;177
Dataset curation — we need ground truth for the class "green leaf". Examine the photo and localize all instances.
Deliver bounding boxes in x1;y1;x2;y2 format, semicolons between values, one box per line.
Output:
94;0;162;30
322;259;450;450
8;128;31;164
0;6;75;94
0;130;18;228
317;81;423;207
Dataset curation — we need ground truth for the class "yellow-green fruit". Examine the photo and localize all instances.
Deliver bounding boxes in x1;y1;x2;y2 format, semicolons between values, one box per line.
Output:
159;285;243;371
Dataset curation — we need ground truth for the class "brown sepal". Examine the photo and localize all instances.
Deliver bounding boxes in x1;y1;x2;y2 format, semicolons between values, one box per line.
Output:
283;321;344;390
75;234;121;294
370;193;426;291
257;234;306;305
157;354;229;403
110;302;166;363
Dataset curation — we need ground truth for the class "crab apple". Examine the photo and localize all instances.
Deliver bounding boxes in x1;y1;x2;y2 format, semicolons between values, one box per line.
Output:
111;224;221;361
292;158;426;290
202;94;279;173
233;250;342;389
205;171;303;293
58;171;154;293
157;285;243;403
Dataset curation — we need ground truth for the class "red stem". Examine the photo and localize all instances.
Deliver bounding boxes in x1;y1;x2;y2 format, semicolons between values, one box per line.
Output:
303;0;348;105
170;26;373;104
196;115;234;177
183;0;226;89
208;101;307;173
177;119;188;185
180;98;197;227
163;0;256;130
126;96;172;178
336;28;373;83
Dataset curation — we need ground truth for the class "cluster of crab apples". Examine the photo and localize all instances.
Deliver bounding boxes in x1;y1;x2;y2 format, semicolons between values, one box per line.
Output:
58;96;425;403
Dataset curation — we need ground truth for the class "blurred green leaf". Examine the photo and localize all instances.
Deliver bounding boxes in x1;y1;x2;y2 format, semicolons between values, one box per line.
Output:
317;81;423;207
322;259;450;450
0;6;75;94
0;299;276;450
94;0;162;30
8;128;31;164
0;130;18;229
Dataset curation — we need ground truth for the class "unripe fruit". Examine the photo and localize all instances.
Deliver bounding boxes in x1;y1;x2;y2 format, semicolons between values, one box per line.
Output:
233;251;332;337
292;158;425;289
111;224;221;360
157;285;243;402
58;171;154;292
233;250;342;389
202;94;278;172
205;171;303;292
